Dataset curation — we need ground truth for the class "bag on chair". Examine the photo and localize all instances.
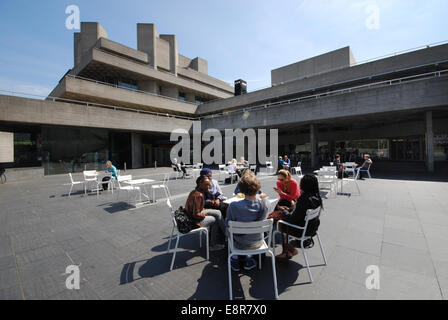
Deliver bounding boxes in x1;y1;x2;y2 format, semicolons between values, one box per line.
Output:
174;206;196;234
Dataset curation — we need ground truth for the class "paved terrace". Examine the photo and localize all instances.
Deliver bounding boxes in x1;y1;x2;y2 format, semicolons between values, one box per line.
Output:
0;168;447;300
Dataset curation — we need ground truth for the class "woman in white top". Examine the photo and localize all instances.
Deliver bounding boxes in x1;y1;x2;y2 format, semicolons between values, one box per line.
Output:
228;158;237;174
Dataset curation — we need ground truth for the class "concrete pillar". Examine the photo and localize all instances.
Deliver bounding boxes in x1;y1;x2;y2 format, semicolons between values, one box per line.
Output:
137;24;158;69
190;57;208;74
160;35;178;75
74;22;108;67
425;111;434;172
310;124;318;169
138;80;158;94
0;131;14;163
131;133;143;169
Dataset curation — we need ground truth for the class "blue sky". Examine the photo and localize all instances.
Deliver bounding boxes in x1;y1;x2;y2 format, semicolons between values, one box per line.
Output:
0;0;447;96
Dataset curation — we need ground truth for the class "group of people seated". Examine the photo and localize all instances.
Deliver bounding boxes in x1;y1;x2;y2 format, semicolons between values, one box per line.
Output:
172;158;189;178
277;155;291;173
183;166;323;271
334;154;373;180
227;157;250;178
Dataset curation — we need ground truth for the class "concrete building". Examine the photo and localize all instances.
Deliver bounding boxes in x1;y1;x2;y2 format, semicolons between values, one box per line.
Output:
0;21;447;179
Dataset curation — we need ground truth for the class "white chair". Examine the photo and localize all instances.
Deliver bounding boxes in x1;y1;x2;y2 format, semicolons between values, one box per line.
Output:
68;173;86;197
273;207;327;283
151;173;171;203
291;162;303;176
116;175;140;204
265;161;274;175
218;164;230;182
166;199;209;271
227;219;278;300
171;165;183;180
83;170;100;196
356;163;372;179
226;165;239;184
343;162;356;178
317;169;337;198
193;163;203;169
99;172;115;194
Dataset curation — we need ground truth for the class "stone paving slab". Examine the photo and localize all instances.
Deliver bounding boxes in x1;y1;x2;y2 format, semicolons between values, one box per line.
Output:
0;167;447;300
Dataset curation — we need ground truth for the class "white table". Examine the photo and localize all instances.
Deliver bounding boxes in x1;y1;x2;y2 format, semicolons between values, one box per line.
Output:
122;178;155;206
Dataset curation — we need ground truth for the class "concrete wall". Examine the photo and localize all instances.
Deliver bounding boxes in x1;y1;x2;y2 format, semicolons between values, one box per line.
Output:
137;23;158;68
201;76;448;131
278;118;448;146
96;38;148;63
0;131;13;163
190;57;208;74
157;37;171;72
0;95;193;134
271;46;355;86
74;22;108;67
198;43;448;115
160;35;178;75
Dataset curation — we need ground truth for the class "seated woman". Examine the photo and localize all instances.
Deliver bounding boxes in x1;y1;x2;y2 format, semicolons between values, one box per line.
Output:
172;158;188;178
102;160;118;190
185;175;226;251
274;170;301;210
269;174;323;260
225;173;269;271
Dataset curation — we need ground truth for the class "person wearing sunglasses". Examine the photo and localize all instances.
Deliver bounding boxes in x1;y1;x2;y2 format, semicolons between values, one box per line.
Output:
274;169;301;210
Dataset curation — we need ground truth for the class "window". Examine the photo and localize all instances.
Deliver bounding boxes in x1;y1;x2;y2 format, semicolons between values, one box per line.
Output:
178;92;186;102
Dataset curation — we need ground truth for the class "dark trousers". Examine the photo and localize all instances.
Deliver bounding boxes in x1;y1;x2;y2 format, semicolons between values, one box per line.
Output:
102;176;111;190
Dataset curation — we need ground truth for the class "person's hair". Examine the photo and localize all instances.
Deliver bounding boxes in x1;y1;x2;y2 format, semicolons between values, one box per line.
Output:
106;161;112;166
196;175;209;186
237;173;261;196
241;168;253;178
364;154;370;158
300;174;323;207
231;158;237;164
279;156;282;160
278;169;292;193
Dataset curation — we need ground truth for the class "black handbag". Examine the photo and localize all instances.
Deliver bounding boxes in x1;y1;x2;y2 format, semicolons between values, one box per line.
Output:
174;206;196;234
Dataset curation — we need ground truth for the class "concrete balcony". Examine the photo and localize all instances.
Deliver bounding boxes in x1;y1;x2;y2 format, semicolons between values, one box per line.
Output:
72;48;234;100
0;94;193;134
50;76;199;115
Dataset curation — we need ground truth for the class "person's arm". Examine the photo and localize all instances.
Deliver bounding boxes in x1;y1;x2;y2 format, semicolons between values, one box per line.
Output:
215;182;224;201
282;197;307;226
191;193;206;220
280;180;299;202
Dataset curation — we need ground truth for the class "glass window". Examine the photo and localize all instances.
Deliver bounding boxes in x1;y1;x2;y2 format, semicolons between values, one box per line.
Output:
434;134;448;161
